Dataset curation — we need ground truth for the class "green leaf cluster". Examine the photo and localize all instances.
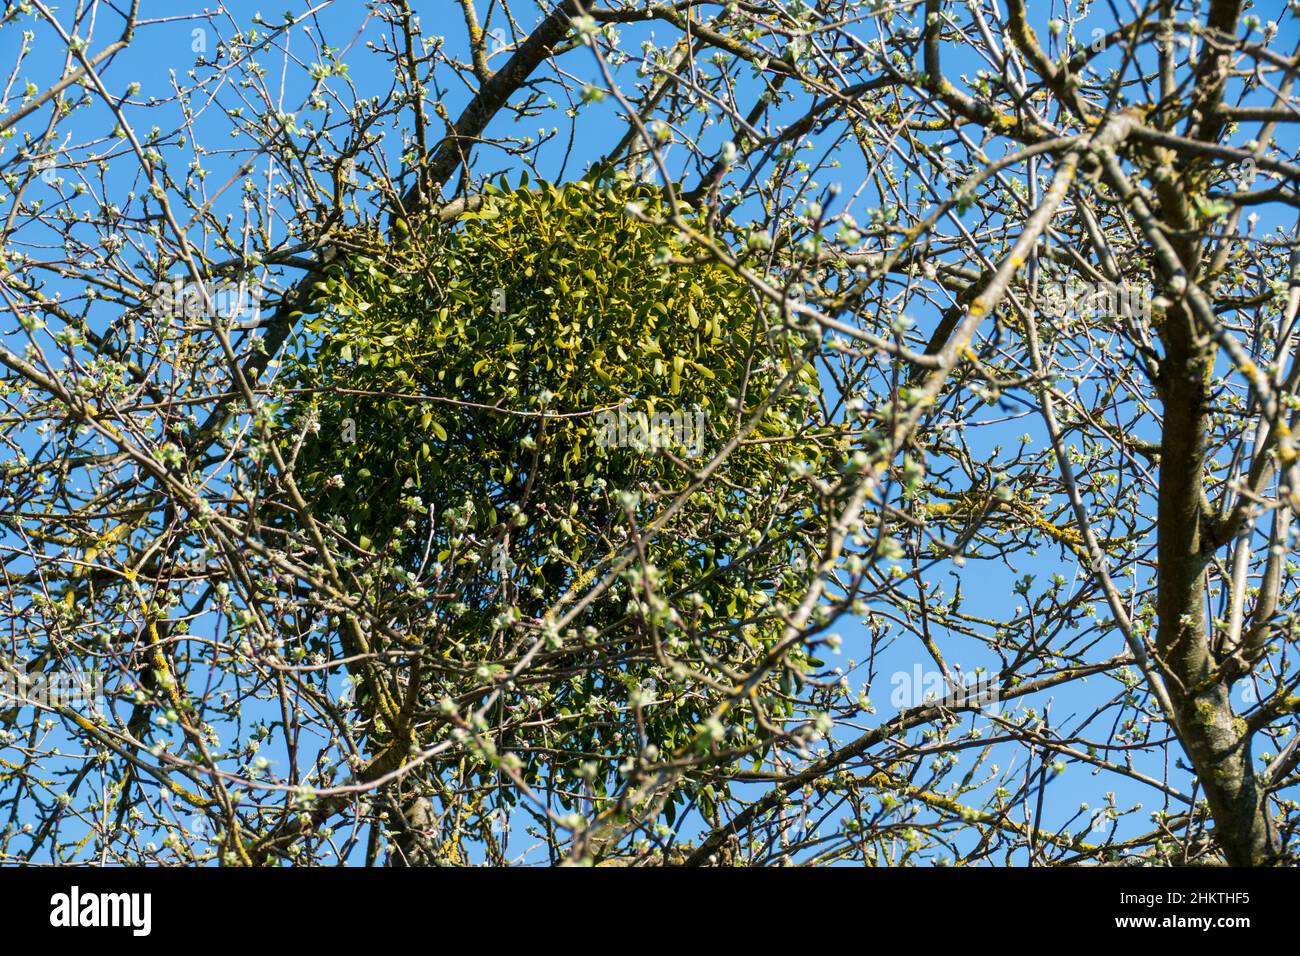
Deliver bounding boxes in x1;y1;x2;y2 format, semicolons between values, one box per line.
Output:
279;171;828;809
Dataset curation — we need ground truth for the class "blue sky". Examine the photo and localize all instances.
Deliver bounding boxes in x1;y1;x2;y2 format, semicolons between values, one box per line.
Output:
2;0;1298;864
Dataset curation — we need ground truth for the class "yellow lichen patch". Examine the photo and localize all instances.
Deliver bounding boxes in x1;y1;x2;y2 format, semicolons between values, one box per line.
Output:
920;496;1126;559
864;770;1095;854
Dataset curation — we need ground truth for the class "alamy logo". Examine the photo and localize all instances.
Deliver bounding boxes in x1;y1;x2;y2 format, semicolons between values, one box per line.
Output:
1032;279;1152;325
0;657;102;711
49;886;151;936
150;276;262;322
890;664;1001;713
595;404;707;458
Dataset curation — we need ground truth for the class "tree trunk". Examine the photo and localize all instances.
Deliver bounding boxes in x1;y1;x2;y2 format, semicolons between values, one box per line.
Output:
1156;300;1280;865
